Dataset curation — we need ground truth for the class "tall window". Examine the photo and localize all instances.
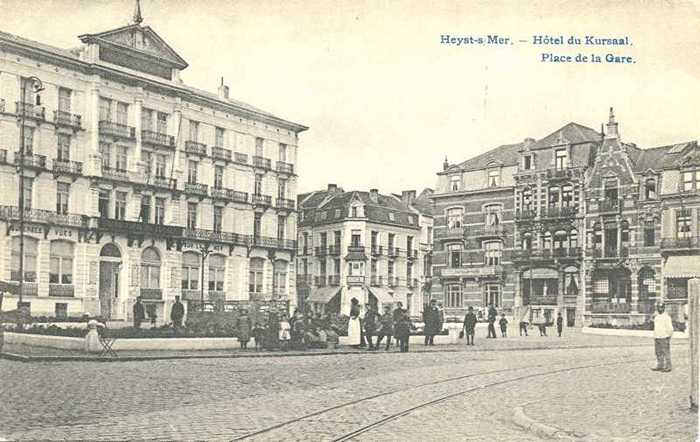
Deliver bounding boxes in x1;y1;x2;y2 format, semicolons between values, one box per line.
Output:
484;241;502;265
677;208;692;239
277;215;286;240
253;213;262;238
371;231;379;250
142;151;153;176
255;137;264;157
488;169;501;187
115;192;127;220
141;108;154;131
450;175;460;191
682;171;700;192
209;255;225;291
446;284;463;308
187;202;197;229
570;229;578;249
447;243;462;268
116;102;128;125
189;120;199;142
11;236;38;282
249;258;265;294
604;178;618;200
56;182;69;214
49;241;74;284
543;231;552;250
181;252;200;290
387;260;395;281
554;149;568;169
523;155;532;170
214;165;224;189
58;88;71;112
155;197;166;224
407;261;413;282
351;230;361;247
215;127;225;147
561;185;573;207
274;260;288;295
115;146;128;171
20;178;33;210
188;160;198;184
447;208;463;228
638;268;657;301
484;283;501;307
278;143;287;162
278;178;287;199
485;204;501;226
23;126;34;154
548;186;560;208
645;178;657;199
522;232;532;250
99;97;112;121
140;247;161;289
57;134;70;162
522;189;532;211
254;174;263;195
156;112;168;134
553;230;567;249
155;154;166;178
140;195;151;222
99;191;110;218
644;220;656;246
213;206;223;233
100;143;111;169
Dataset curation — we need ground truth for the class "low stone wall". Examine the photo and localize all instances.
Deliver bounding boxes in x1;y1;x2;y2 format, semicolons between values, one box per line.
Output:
4;332;85;350
582;326;688;339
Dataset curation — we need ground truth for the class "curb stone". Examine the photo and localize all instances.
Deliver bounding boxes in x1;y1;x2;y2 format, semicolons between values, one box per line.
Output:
513;406;579;440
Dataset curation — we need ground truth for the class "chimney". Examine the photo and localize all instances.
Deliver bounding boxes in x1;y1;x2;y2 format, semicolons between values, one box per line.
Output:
523;137;535;147
327;183;338;193
218;77;229;100
369;189;379;203
401;190;416;205
605;107;619;140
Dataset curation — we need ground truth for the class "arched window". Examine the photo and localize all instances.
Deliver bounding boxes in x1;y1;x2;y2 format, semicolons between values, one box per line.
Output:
638;267;657;302
209;254;225;292
249;258;265;294
553;230;567;249
50;240;74;284
593;223;602;246
274;260;288;295
11;236;38;282
621;220;630;243
182;251;200;290
543;231;552;250
645;178;657;200
484;241;503;266
569;229;578;249
522;232;532;250
100;243;121;258
140;247;161;289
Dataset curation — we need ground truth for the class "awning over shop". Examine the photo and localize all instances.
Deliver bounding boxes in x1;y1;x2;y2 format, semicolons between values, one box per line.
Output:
522;268;559;279
0;280;19;294
368;286;394;304
663;256;700;279
307;287;341;304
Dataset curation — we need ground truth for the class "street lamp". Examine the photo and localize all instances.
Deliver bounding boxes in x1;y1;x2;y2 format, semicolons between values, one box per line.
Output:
17;76;44;310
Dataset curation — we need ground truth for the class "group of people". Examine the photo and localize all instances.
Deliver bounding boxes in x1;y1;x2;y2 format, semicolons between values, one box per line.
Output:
347;298;417;352
462;304;566;345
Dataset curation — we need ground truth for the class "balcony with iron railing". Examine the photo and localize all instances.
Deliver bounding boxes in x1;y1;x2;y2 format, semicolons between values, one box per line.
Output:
407;278;418;288
141;130;175;148
49;284;75;297
185;140;207;156
590;301;631;314
515;209;537;221
234;152;249;164
387;247;401;258
546;166;583;181
52;159;83;175
541;205;578;219
315;245;329;257
469;224;507;239
371;245;384;256
407;249;418;260
315;275;327;287
589;246;630;259
252;155;272;169
210;187;248;204
277;161;294;174
660;236;700;251
101;165;130;181
185;182;209;197
434;226;466;241
183;228;246;245
297;275;313;286
143;174;177;190
98;217;184;237
596;198;621;214
526;296;558;306
16;101;45;120
327;275;341;286
370;275;384;286
276;198;296;210
251;193;272;206
211;146;232;162
140;288;163;300
347;275;365;286
99;120;136;139
0;205;87;228
387;276;399;287
15;152;47;169
53;110;82;128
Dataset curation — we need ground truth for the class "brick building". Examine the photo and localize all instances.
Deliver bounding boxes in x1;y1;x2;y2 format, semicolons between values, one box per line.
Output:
297;185;433;317
0;8;307;321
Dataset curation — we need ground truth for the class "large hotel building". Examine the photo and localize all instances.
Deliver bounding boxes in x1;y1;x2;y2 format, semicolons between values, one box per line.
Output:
432;110;699;327
0;10;307;321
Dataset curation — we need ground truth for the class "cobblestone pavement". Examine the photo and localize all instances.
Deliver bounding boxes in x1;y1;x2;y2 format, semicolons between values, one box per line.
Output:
1;331;695;441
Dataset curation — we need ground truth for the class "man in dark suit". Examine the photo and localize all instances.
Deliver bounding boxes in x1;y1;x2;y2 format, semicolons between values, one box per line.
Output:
463;306;477;345
487;304;498;338
133;296;145;329
423;299;443;346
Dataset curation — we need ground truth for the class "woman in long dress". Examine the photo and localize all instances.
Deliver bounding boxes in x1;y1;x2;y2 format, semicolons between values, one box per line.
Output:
347;298;362;347
236;309;252;350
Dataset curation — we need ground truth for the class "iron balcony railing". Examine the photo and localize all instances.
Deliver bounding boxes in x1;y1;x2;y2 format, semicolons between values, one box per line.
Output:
183;228;247;244
277;161;294;174
146;175;177;190
406;249;418;260
99;120;136;139
276;198;295;210
252;193;272;206
52;159;83;175
185;140;207;156
252;155;272;169
16;101;45;120
234;152;249;164
141;130;175;148
387;276;400;287
185;182;209;197
49;284;75;297
515;209;537;221
371;245;384;256
211;146;232;162
597;199;621;213
541;206;578;218
347;275;365;286
15;152;47;169
590;301;631;314
407;278;418;288
434;227;465;241
101;165;130;181
589;246;630;259
98;218;184;237
470;224;507;238
315;246;329;257
297;275;313;286
140;288;163;300
387;247;401;257
210;187;248;204
0;205;87;228
327;275;341;286
53;110;82;128
660;236;700;250
315;275;327;287
527;296;558;306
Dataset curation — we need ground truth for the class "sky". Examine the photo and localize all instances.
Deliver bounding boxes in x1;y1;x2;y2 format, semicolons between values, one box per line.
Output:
2;0;699;195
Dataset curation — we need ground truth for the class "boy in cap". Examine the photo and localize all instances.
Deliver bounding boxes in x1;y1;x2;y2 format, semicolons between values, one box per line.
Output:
652;303;674;372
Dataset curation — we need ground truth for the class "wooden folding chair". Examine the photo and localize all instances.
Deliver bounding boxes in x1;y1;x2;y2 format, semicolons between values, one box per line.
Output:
98;326;118;358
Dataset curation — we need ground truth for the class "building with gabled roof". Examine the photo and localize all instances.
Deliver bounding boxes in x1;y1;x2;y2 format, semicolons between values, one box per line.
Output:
297;184;433;317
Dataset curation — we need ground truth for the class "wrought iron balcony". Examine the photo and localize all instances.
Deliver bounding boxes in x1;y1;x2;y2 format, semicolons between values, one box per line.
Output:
140;288;163;300
327;275;340;286
597;199;621;214
406;249;418;260
387;276;399;287
276;198;295;210
16;101;45;120
49;284;75;297
183;228;246;245
251;193;272;206
434;227;465;241
347;275;365;286
590;301;631;314
527;296;558;306
234;152;249;164
407;278;418;288
297;274;313;286
277;161;294;174
211;146;232;162
315;246;329;257
147;175;177;190
545;166;582;181
53;110;82;128
14;152;47;169
515;209;537;221
660;236;700;251
387;247;401;257
370;276;384;286
315;275;327;287
0;205;87;228
99;120;135;139
248;236;297;250
101;165;130;181
185;140;207;156
185;182;209;197
52;159;83;175
590;246;629;259
371;245;384;256
541;206;578;219
141;130;175;148
470;224;507;239
98;218;184;237
328;244;341;256
252;155;272;169
210;187;248;204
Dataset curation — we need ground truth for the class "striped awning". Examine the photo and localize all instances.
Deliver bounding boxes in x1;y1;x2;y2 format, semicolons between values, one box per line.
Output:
663;256;700;279
307;287;341;304
368;287;394;304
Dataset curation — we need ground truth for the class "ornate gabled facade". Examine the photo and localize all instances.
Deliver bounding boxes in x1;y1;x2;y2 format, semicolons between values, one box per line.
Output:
0;8;307;321
433;109;698;327
296;185;433;318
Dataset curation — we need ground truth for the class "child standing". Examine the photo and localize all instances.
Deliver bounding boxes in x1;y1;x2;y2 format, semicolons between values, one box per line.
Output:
499;314;508;338
252;322;266;351
278;313;291;351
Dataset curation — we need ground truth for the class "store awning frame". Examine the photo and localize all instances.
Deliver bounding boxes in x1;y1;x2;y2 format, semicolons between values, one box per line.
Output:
663;256;700;279
307;287;341;304
367;286;394;304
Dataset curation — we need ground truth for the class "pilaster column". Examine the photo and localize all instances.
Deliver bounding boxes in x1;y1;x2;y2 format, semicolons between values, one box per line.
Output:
616;216;622;256
133;91;143;166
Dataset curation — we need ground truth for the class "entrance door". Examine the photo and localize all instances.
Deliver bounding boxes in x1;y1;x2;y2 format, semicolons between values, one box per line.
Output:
566;307;576;327
99;261;119;319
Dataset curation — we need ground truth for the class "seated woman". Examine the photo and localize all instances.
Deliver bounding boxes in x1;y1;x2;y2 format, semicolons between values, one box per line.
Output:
304;313;329;349
291;312;307;350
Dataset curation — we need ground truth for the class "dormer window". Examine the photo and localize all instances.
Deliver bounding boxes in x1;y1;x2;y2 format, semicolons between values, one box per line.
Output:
645;178;657;199
408;215;415;225
604;178;618;200
488;169;501;187
351;206;359;217
450;175;461;191
388;212;395;221
523;155;533;170
334;209;341;218
555;149;568;169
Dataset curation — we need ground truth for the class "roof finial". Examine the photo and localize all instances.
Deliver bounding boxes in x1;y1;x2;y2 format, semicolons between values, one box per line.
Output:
608;106;615;124
133;0;143;25
443;156;449;171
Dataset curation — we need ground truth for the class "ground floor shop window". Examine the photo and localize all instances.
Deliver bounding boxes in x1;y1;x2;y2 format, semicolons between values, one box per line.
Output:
49;240;74;285
140;247;161;289
667;278;688;299
445;284;463;308
11;236;38;282
249;258;265;294
181;251;200;290
209;255;225;292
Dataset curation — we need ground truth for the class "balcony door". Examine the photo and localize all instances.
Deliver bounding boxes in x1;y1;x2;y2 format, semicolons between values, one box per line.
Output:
99;243;122;319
